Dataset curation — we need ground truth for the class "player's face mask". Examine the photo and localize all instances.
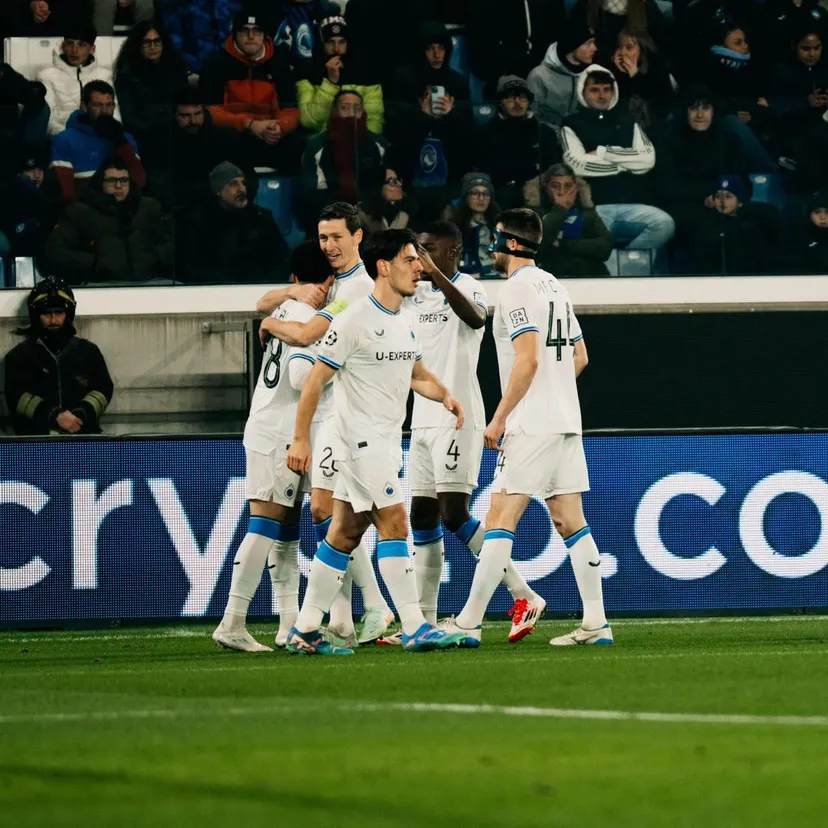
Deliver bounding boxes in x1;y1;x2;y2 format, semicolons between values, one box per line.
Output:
488;228;538;258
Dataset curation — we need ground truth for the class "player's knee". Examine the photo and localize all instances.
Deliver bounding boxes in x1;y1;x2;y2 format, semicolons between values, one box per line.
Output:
440;500;470;533
410;496;440;531
310;503;330;525
553;516;583;540
376;504;409;540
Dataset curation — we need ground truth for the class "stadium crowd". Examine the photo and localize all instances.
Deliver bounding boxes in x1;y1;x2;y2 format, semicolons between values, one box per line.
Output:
1;0;828;282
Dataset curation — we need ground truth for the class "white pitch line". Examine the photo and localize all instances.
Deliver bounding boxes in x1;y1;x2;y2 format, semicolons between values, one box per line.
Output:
2;614;827;644
0;701;826;728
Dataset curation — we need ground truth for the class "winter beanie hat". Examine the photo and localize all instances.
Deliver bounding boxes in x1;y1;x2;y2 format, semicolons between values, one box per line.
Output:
210;161;245;193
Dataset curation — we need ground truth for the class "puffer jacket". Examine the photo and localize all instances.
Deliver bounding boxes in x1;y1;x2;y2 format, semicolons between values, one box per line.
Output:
45;185;172;284
38;50;119;137
528;43;587;128
200;34;300;134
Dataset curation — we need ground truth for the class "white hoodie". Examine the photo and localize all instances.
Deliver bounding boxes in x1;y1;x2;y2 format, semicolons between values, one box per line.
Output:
38;49;120;137
527;42;586;128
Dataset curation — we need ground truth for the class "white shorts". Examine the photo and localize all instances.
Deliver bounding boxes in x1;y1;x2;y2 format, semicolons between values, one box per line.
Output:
333;439;404;514
409;426;483;498
245;442;309;506
311;417;339;493
492;433;589;500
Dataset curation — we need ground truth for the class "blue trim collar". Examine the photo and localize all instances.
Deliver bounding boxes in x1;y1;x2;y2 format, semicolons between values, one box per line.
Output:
336;262;363;280
369;295;400;316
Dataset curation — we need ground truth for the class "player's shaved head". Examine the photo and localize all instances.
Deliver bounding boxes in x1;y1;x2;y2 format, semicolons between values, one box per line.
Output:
290;239;334;284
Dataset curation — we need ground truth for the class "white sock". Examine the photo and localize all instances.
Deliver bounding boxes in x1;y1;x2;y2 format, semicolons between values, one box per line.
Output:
349;539;391;613
376;539;426;636
221;516;277;631
413;527;444;625
295;541;349;633
267;524;300;632
456;529;514;629
457;517;534;602
328;572;355;634
565;526;607;630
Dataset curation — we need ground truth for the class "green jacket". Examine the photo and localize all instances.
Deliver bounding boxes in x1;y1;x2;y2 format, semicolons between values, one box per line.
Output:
537;204;613;277
296;78;385;134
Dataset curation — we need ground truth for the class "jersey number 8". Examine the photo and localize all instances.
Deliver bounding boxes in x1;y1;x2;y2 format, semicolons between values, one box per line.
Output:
263;341;284;388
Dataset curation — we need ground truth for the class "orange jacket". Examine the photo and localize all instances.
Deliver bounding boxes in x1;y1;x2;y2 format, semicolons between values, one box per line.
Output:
200;35;300;135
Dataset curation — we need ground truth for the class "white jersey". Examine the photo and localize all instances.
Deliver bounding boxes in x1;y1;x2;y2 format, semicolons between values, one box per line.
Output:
406;272;487;430
316;294;422;450
244;299;330;453
315;261;374;323
493;264;583;435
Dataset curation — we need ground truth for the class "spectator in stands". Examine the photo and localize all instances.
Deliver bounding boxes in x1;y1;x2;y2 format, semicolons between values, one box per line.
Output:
694;174;781;274
610;28;674;126
12;0;94;38
387;21;473;218
46;155;170;283
357;166;418;235
561;65;674;267
467;0;566;100
770;27;828;160
143;87;254;211
527;23;597;129
93;0;154;35
764;0;827;55
297;11;384;134
699;24;771;136
176;161;289;283
569;0;669;56
200;10;302;173
51;80;145;202
478;74;555;209
0;147;62;258
155;0;238;74
4;277;113;436
534;162;613;276
442;172;500;278
0;62;49;155
38;23;118;137
787;192;828;273
300;90;387;227
113;20;189;150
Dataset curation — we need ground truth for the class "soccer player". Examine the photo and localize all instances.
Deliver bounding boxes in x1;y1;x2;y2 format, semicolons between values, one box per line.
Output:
212;240;333;652
440;209;612;647
380;220;546;644
259;202;394;647
284;228;467;655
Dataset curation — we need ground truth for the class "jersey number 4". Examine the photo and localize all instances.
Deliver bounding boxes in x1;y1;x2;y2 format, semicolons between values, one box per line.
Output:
445;438;460;471
546;301;574;361
263;341;284;388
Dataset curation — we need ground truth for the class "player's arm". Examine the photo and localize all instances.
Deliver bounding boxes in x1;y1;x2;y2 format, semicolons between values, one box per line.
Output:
574;337;588;377
419;248;486;329
255;282;328;315
262;313;330;348
485;331;538;449
286;360;337;473
411;358;465;429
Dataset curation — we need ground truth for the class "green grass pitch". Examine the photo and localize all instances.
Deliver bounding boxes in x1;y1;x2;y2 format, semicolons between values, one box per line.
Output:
2;616;827;828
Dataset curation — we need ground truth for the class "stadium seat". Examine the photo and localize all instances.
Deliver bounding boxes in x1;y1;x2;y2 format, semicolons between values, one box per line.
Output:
749;173;786;210
3;36;126;81
255;176;306;249
469;73;486;105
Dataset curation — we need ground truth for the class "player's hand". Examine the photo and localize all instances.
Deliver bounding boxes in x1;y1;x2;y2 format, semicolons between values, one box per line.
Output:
56;410;83;434
575;177;594;208
259;317;276;348
417;244;439;277
287;437;312;474
291;282;328;309
484;416;506;450
443;395;464;429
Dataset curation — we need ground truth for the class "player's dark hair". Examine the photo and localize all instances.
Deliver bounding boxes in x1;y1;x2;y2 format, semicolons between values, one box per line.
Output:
362;228;418;280
584;70;615;88
318;201;362;235
421;219;463;249
290;239;334;284
497;208;543;247
82;79;115;105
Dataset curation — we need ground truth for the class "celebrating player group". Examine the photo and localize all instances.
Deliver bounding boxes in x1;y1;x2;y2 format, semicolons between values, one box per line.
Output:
212;200;611;655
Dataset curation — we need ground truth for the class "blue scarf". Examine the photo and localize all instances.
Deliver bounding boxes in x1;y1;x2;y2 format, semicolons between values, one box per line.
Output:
275;0;319;63
711;45;751;70
561;209;585;240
